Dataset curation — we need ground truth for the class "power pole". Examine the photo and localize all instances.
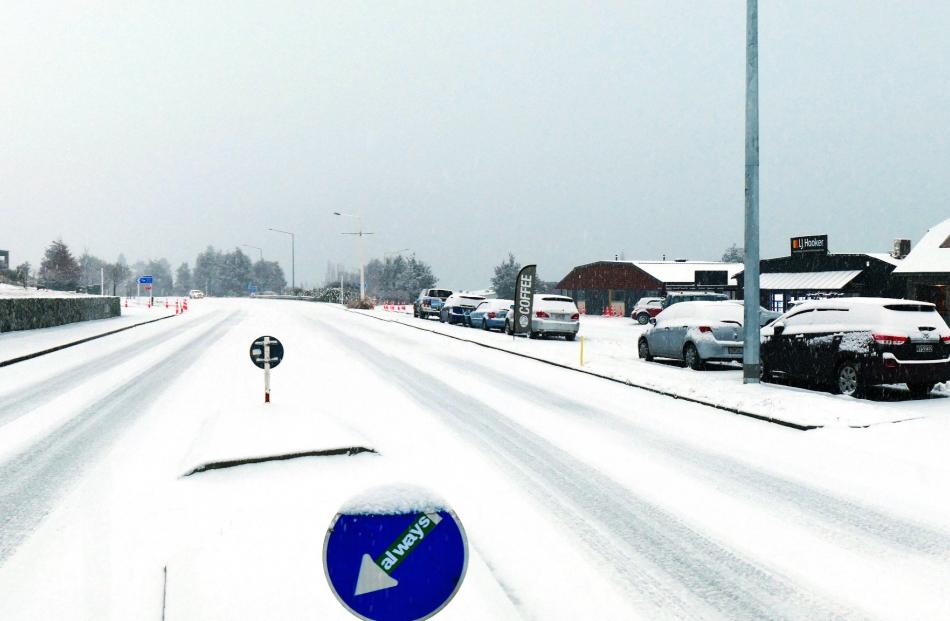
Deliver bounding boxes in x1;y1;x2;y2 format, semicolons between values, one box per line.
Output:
743;0;761;384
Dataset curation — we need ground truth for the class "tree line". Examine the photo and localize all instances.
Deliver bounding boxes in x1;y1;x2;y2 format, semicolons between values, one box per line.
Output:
2;239;287;297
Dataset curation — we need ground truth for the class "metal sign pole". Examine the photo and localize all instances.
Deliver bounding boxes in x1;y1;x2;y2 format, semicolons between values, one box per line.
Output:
264;337;271;403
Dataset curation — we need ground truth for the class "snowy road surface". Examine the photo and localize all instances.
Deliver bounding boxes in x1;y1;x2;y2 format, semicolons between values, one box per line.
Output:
0;299;948;620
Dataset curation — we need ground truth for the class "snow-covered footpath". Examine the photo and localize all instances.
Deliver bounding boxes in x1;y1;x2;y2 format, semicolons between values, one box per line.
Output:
0;298;948;620
364;306;949;428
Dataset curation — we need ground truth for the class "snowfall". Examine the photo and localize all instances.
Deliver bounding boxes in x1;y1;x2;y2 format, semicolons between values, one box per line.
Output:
0;297;948;620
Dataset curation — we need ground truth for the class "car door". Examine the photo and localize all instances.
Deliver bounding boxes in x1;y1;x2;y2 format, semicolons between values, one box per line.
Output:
774;309;814;378
470;301;488;325
650;306;681;356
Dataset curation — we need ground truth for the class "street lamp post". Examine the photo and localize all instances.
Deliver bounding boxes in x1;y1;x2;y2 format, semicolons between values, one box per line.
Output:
333;212;373;300
242;244;263;261
384;248;411;258
267;228;295;292
742;0;761;384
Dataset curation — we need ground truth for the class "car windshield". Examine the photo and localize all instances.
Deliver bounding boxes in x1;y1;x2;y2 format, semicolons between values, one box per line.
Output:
3;6;948;620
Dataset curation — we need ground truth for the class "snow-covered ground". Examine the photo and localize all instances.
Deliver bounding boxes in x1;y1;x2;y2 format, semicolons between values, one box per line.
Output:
0;283;106;298
364;307;949;428
0;298;949;620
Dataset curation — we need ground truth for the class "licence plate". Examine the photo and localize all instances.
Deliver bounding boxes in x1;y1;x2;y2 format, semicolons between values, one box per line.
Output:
553;313;568;321
728;347;743;354
917;344;934;353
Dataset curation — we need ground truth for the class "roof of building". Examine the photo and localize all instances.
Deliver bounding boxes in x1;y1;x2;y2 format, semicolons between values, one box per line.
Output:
628;261;744;284
893;218;950;274
759;270;863;291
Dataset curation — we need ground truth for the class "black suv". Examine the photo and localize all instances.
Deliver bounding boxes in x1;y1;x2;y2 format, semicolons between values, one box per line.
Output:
760;298;950;398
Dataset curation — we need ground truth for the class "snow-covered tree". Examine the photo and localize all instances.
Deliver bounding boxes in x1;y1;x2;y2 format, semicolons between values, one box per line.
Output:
490;253;521;299
175;262;192;294
38;239;81;290
721;244;744;262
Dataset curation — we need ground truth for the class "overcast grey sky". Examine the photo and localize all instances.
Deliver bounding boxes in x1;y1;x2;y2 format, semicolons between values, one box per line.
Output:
3;1;949;289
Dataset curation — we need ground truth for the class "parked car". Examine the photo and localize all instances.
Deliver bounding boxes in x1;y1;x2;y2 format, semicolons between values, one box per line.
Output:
723;300;782;326
189;289;205;299
631;297;664;324
469;299;513;331
638;301;747;369
504;295;580;340
439;293;487;325
661;291;729;309
760;297;950;398
414;288;453;319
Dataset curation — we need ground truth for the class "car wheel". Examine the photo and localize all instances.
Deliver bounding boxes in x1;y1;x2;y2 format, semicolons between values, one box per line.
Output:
528;331;538;339
834;361;864;397
684;343;704;370
637;313;650;325
565;333;576;341
759;362;771;383
638;338;653;361
907;382;935;398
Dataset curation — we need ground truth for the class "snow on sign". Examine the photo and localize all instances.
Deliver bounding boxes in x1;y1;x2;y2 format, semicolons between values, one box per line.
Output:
324;487;468;621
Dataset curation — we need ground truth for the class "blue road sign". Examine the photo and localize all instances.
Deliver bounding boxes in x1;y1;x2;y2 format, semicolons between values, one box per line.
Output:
138;275;153;284
324;507;468;621
248;283;258;293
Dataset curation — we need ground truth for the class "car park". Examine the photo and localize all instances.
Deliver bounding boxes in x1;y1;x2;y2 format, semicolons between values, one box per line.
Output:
469;298;513;331
414;288;453;319
661;291;729;309
439;293;487;325
505;294;580;340
630;297;664;324
637;301;749;369
760;297;950;398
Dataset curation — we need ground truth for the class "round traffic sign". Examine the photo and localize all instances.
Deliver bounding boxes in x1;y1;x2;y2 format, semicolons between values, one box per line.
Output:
323;490;468;621
249;335;284;369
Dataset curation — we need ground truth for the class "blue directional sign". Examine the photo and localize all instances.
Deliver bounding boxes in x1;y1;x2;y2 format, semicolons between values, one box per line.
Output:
138;275;153;284
324;507;468;621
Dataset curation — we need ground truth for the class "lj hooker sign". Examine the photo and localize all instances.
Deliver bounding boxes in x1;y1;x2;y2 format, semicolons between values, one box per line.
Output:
790;235;828;256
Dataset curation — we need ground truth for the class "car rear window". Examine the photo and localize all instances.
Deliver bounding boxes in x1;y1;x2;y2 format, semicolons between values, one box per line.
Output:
430;289;452;298
541;296;574;302
883;304;938;312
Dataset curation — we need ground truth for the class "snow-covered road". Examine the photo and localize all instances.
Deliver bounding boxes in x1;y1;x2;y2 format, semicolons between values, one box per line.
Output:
0;299;948;620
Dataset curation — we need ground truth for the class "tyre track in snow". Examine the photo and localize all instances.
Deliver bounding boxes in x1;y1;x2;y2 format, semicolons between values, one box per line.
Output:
343;309;950;558
0;311;221;428
317;319;856;620
0;310;241;564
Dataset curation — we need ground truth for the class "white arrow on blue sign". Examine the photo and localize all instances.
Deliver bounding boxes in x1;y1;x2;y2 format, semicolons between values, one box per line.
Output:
138;275;153;284
324;501;467;621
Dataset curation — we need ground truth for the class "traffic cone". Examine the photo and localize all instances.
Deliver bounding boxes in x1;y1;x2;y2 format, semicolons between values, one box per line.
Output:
175;300;179;315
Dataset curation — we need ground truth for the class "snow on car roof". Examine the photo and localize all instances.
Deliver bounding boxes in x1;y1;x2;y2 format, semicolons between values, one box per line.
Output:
628;261;744;284
789;297;937;312
893;217;950;274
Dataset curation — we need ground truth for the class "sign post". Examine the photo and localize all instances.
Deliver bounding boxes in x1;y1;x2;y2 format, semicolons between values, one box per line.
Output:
324;487;468;621
512;264;537;339
249;336;284;403
138;275;154;305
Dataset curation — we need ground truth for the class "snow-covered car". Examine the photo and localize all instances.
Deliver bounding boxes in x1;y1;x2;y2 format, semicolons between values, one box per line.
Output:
723;300;782;325
630;297;664;324
189;289;205;299
638;301;747;369
661;291;728;309
760;297;950;397
468;298;513;331
505;294;580;340
439;293;487;325
414;288;452;319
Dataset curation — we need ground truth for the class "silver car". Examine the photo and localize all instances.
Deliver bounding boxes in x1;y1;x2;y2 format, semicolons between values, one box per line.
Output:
505;294;580;340
637;301;748;369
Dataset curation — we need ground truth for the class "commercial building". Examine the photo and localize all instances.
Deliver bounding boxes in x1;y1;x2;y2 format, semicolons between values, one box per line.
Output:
734;234;907;313
893;218;950;321
556;260;743;316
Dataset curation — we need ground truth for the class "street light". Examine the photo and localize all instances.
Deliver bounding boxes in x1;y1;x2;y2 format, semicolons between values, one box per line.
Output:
267;228;295;292
384;248;411;258
242;244;263;261
742;0;761;384
333;212;374;300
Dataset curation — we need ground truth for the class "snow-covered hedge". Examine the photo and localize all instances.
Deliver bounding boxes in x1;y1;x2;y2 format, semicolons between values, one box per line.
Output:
0;296;120;332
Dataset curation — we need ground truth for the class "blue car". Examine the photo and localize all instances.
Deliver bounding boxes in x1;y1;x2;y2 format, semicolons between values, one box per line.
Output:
468;299;513;331
439;293;488;325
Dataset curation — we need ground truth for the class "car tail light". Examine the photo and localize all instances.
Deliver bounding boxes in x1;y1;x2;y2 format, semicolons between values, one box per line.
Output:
872;333;909;345
571;313;580;321
698;326;712;333
942;335;950;344
535;310;550;318
487;311;496;318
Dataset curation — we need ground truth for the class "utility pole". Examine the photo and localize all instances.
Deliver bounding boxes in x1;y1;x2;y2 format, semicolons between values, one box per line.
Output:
743;0;761;384
334;212;373;300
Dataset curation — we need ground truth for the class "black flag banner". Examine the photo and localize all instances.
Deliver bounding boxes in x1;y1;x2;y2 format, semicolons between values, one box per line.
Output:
512;264;537;335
